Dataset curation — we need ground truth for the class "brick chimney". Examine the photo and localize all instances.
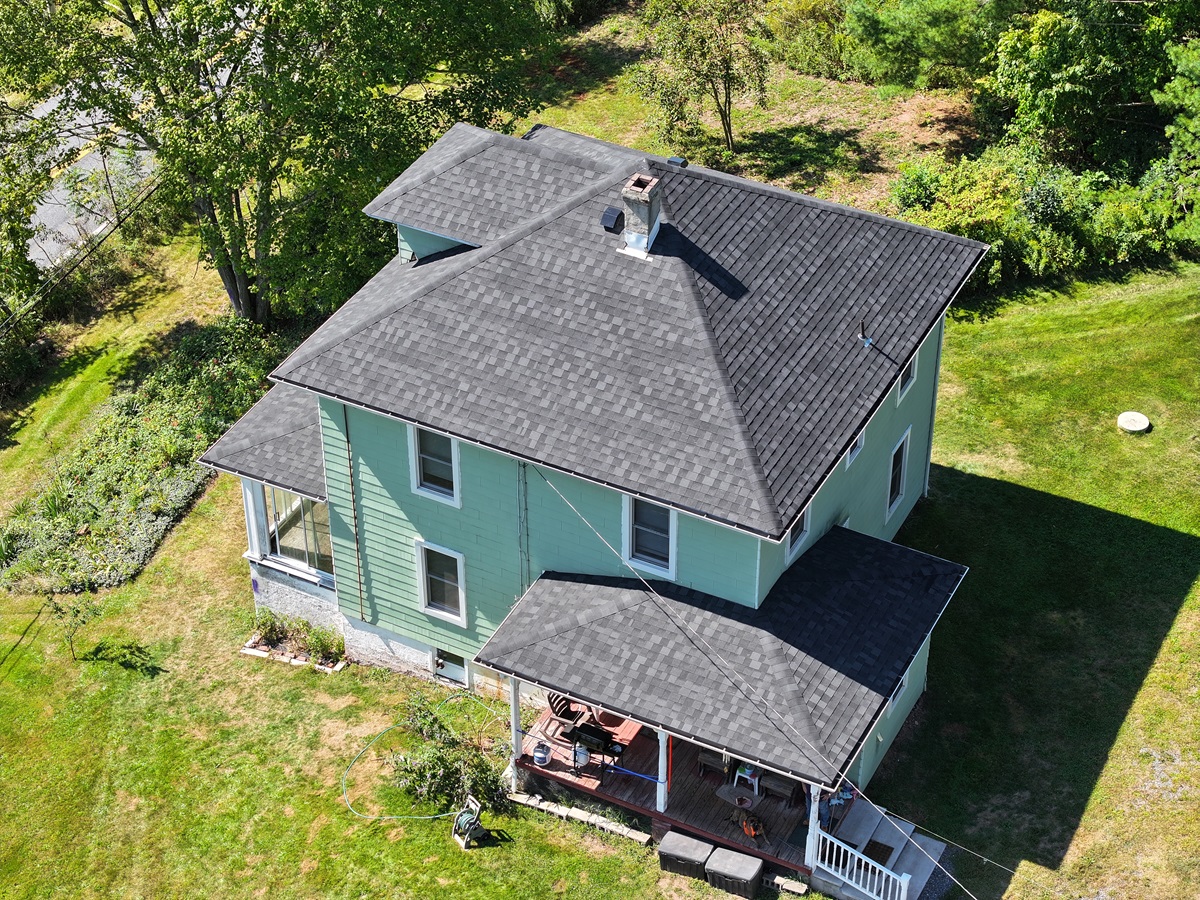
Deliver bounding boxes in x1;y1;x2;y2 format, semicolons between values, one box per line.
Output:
621;173;663;254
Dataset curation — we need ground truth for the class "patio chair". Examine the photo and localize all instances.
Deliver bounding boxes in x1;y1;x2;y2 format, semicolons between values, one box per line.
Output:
545;692;588;741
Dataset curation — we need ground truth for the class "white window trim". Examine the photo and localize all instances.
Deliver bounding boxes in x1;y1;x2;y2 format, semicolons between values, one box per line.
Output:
415;538;467;627
621;495;678;581
784;502;811;563
896;354;918;405
886;427;912;523
408;425;462;508
844;428;865;468
887;670;909;716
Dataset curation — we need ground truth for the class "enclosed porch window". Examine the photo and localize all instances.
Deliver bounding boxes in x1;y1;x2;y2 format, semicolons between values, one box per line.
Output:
266;486;334;578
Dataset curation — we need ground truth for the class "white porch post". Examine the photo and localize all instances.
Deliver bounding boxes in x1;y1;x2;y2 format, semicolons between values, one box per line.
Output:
656;729;669;813
509;677;522;792
804;785;822;870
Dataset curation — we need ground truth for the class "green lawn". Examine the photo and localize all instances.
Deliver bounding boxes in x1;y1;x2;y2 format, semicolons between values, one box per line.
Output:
0;235;226;516
877;266;1200;899
0;474;737;899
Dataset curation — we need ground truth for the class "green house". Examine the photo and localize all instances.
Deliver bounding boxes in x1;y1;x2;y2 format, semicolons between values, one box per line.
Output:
202;124;986;898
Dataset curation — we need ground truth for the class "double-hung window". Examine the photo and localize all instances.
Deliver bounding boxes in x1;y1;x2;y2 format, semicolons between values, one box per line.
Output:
410;426;460;506
887;428;911;520
265;486;334;581
785;502;811;563
625;497;676;578
416;539;466;626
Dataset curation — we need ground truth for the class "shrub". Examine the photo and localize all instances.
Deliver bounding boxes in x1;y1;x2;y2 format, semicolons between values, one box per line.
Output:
301;624;344;665
254;608;292;646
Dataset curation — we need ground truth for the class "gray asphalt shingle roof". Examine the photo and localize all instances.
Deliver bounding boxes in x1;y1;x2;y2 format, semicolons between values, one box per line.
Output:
199;384;327;501
273;124;988;535
476;527;967;786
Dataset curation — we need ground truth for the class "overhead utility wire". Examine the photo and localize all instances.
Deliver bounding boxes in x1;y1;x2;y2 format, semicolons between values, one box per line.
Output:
531;467;990;900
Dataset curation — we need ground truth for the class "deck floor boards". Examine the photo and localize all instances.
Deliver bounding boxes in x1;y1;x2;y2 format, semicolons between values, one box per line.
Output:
520;709;811;873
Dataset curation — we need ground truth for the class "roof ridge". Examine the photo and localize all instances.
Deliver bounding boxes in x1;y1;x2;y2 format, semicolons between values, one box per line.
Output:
652;159;989;252
365;124;619;224
656;590;832;776
276;167;637;381
655;206;782;531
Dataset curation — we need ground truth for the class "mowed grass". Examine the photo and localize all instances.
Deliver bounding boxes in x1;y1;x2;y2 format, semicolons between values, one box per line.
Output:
876;266;1200;898
0;474;737;899
519;8;973;210
0;234;226;516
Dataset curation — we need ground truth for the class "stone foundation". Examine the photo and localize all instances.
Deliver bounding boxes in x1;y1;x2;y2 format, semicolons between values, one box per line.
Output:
250;563;340;630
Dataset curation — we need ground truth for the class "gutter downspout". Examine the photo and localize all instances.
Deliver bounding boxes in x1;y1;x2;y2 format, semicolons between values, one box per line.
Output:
341;405;367;621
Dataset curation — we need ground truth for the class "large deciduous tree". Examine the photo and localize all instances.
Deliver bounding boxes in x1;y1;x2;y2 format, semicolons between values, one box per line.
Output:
635;0;770;154
0;0;548;323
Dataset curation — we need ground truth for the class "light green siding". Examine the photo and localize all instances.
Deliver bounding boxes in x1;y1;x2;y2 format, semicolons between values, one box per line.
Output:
847;635;931;788
754;317;946;601
320;402;763;660
525;470;760;605
396;225;468;260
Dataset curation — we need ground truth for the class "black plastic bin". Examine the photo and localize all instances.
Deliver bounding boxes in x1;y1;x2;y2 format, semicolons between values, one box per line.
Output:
657;831;714;880
705;847;763;898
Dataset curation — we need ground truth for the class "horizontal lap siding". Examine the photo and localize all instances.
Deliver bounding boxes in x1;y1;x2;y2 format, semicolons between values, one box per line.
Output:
322;401;765;661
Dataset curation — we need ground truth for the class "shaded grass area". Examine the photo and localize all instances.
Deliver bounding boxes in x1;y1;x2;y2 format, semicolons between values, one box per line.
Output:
519;8;974;210
876;265;1200;898
0;474;737;898
0;234;226;516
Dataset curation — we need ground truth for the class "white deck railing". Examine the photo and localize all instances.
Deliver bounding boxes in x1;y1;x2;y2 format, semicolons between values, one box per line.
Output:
814;828;911;900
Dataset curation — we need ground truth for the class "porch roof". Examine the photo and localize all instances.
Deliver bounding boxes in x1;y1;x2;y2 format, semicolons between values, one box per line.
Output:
199;383;328;502
476;527;965;787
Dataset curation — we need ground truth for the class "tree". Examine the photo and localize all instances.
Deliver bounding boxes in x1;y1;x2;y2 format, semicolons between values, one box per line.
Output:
635;0;770;154
0;0;550;324
1154;41;1200;238
46;594;102;662
979;1;1200;172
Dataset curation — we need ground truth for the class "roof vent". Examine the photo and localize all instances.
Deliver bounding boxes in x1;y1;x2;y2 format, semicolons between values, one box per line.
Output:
667;156;688;168
621;173;663;254
600;205;624;233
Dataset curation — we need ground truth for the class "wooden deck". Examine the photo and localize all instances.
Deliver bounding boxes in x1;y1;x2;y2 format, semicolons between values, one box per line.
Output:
518;708;813;874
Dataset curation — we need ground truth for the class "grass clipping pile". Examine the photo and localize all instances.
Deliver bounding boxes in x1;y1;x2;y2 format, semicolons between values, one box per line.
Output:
390;693;512;814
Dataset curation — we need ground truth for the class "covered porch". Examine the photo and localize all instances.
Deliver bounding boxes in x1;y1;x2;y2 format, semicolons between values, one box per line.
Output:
515;702;826;873
477;528;967;900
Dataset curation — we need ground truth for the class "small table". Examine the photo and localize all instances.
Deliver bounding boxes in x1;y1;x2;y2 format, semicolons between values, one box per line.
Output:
733;763;761;795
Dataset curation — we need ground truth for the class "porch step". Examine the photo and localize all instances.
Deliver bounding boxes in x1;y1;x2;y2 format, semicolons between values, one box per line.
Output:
892;832;946;900
833;798;884;850
868;814;915;871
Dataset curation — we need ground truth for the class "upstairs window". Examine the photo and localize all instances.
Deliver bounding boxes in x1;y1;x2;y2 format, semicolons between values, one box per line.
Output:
785;503;811;562
410;426;460;506
845;428;865;468
897;356;917;403
266;486;334;578
626;497;675;578
887;429;911;520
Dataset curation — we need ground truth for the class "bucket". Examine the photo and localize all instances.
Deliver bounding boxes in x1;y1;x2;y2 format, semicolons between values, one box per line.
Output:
533;742;551;766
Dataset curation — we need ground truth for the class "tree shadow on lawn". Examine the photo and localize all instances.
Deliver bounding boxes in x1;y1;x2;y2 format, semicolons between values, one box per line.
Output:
689;123;882;194
875;465;1200;898
528;33;646;112
0;344;106;452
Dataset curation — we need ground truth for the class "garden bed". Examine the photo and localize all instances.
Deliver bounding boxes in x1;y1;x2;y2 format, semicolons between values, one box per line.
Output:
240;633;347;673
